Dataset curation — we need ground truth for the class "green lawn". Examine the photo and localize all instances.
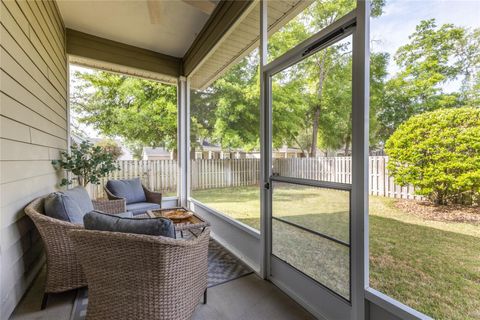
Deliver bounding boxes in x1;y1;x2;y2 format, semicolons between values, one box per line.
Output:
192;185;480;320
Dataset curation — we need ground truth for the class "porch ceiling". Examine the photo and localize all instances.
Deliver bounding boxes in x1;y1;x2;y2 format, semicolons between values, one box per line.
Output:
57;0;216;58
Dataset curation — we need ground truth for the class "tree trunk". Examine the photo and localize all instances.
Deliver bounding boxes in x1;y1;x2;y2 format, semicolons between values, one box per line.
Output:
344;134;351;156
78;175;87;187
311;106;321;157
311;50;329;159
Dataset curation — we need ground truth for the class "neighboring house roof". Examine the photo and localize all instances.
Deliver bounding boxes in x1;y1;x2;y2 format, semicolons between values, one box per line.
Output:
70;134;103;145
276;146;304;153
143;147;171;157
201;141;222;152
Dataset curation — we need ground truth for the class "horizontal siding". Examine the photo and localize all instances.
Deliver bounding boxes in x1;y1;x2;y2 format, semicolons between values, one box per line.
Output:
1;93;67;138
1;173;60;229
1;24;66;105
0;139;54;161
0;160;57;185
1;71;66;125
0;116;31;143
0;0;67;318
1;1;67;91
1;49;66;119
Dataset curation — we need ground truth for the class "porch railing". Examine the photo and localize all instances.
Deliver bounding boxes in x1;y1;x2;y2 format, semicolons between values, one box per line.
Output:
87;157;422;200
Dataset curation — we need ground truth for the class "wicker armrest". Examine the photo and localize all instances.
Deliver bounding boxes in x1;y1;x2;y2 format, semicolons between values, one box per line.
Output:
103;186;124;201
92;199;127;214
24;197;87;293
142;185;162;205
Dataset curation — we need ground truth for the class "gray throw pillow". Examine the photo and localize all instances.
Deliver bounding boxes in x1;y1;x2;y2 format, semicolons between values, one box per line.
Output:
44;192;85;225
63;186;94;214
83;211;176;238
106;178;146;204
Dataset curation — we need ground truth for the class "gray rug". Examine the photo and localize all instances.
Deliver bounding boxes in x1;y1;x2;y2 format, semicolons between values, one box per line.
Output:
70;239;252;320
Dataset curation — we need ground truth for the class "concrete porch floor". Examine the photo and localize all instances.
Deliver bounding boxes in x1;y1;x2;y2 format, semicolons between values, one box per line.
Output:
11;267;315;320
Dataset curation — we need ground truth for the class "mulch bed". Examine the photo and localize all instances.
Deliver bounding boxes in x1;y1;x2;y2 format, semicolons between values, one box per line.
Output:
394;199;480;224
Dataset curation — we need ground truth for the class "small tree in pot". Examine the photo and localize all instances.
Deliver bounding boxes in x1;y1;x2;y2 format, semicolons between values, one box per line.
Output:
52;140;119;187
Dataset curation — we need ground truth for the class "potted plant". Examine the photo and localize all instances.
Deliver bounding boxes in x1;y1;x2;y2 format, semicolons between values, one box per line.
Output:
52;140;119;187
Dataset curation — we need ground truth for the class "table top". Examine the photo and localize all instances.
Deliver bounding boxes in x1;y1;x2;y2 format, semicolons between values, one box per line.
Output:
147;207;210;231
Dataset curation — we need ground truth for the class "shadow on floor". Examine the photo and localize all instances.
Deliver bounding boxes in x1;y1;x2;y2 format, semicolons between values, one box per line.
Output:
11;267;315;320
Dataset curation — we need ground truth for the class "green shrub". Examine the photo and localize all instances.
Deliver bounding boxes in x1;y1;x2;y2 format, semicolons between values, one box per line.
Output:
385;107;480;205
95;138;123;160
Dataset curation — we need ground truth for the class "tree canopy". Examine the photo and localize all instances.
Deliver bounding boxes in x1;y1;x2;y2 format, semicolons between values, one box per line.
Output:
377;19;480;140
71;72;177;150
71;0;479;156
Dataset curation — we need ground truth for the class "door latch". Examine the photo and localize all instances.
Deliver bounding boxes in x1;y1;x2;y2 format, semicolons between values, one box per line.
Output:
264;182;270;190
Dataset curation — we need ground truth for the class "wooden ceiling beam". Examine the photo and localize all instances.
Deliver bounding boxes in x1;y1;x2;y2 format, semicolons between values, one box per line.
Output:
66;28;182;78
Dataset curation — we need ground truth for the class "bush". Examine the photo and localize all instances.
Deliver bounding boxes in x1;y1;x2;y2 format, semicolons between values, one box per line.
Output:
95;138;123;160
385;107;480;205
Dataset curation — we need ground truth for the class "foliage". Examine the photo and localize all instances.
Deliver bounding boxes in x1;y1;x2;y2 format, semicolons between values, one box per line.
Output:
385;107;480;205
95;138;123;160
71;72;177;150
71;4;479;156
192;55;262;151
52;140;119;187
125;141;145;160
199;0;388;155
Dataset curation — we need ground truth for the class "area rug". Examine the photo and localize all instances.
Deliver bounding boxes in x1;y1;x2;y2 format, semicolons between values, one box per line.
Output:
70;239;252;320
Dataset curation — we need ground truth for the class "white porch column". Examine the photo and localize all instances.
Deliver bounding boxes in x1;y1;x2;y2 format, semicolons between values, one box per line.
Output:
177;76;190;207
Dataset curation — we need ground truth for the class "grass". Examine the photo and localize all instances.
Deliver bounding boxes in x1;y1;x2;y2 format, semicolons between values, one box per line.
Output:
192;185;480;320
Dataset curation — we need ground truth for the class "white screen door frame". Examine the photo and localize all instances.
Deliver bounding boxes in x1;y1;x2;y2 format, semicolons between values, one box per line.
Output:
259;2;370;319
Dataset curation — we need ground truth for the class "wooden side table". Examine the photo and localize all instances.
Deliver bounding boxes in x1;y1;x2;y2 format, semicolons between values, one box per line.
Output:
147;207;210;237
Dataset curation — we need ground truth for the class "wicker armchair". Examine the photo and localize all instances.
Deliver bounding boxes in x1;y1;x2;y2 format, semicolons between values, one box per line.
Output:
24;196;126;309
104;181;162;215
69;228;210;320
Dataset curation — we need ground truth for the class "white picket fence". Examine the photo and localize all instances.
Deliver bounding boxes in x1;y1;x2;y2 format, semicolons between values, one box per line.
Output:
88;157;421;200
273;156;421;200
88;160;178;199
191;159;260;190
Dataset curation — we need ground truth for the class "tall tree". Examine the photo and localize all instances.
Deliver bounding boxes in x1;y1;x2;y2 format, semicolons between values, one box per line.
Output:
268;0;386;156
71;72;178;150
72;0;392;155
378;20;480;140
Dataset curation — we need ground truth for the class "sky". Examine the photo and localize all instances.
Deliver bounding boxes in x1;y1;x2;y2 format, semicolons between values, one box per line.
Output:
371;0;480;75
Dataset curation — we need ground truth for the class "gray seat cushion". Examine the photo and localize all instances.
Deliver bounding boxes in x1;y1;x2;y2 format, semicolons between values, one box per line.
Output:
44;187;94;225
83;211;175;238
106;178;146;204
126;202;161;216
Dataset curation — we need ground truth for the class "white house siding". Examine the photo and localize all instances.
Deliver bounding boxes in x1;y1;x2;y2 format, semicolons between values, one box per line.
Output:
0;0;67;318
